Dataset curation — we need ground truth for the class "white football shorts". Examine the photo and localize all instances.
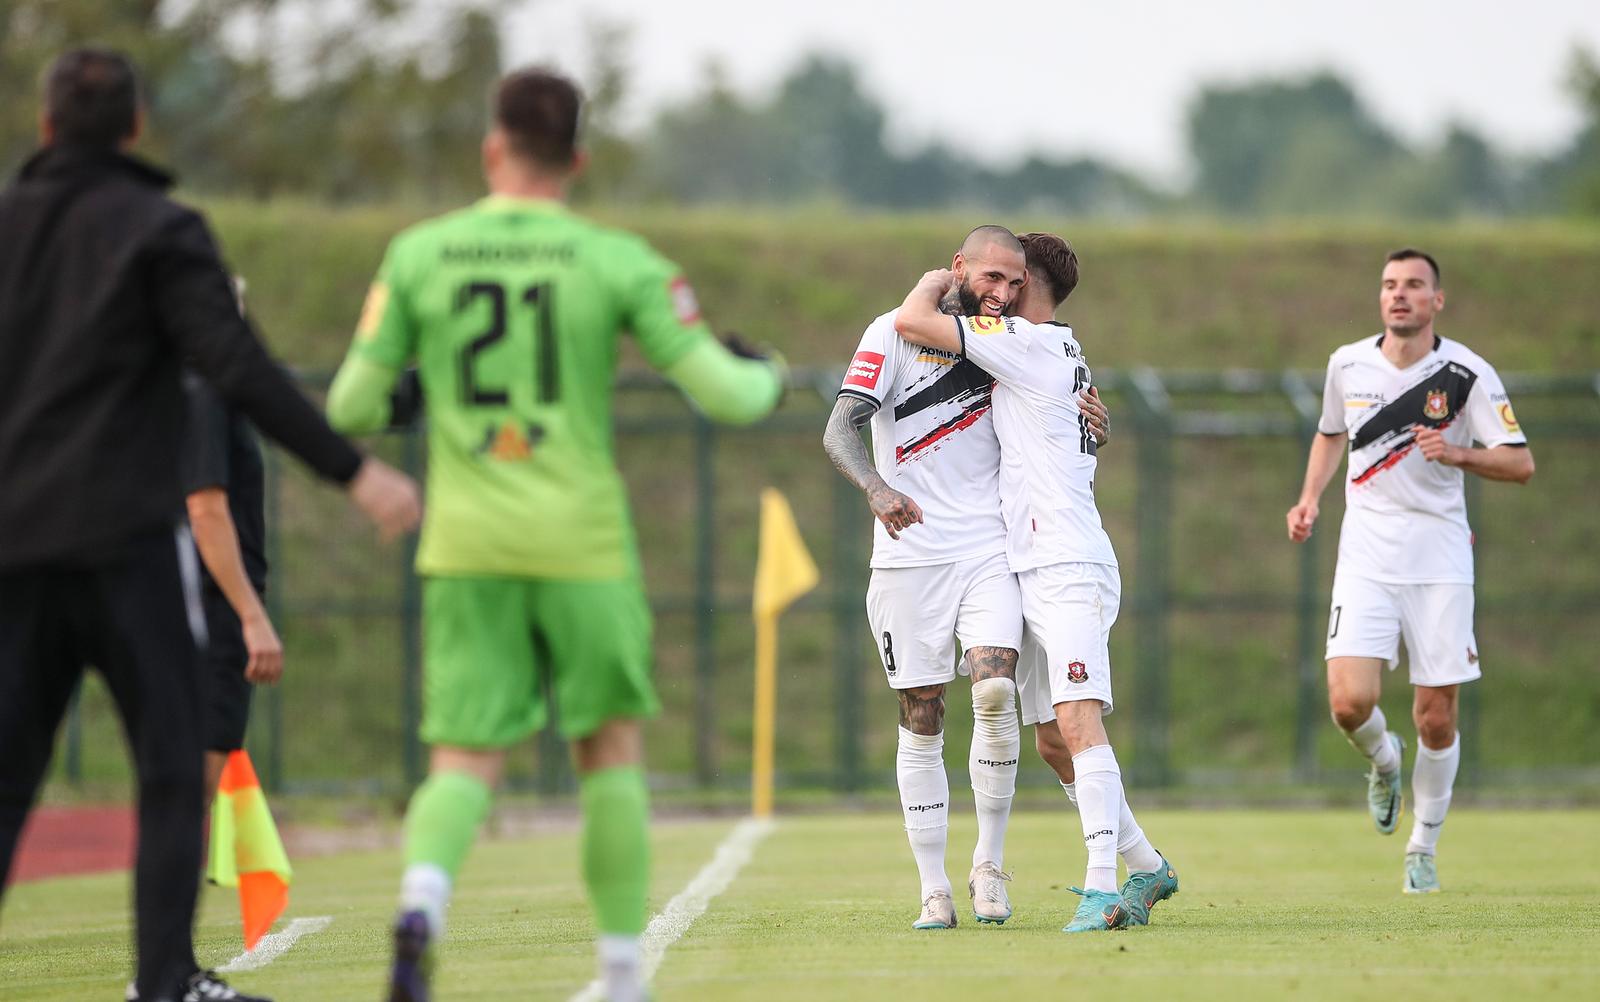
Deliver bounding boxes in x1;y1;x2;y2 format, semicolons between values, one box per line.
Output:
1017;561;1121;719
1325;571;1481;686
866;551;1022;689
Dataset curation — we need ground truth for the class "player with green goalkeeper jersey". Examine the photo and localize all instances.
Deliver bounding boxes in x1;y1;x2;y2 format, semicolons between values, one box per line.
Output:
326;68;784;1002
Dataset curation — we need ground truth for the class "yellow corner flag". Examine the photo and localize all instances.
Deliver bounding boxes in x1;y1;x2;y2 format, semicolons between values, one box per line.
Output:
751;488;819;818
207;750;291;950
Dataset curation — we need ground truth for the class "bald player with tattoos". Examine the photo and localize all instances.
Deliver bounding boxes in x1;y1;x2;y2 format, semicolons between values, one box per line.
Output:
823;225;1107;930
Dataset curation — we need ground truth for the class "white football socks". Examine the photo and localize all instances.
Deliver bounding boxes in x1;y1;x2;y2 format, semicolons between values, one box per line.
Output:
1406;732;1461;856
399;862;451;939
1071;744;1122;893
897;726;952;898
1341;706;1400;775
597;933;645;1002
1117;798;1164;874
968;678;1019;869
1059;777;1162;874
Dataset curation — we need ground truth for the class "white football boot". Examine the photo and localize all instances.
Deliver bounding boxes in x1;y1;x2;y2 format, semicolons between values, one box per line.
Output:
913;889;957;930
968;861;1013;924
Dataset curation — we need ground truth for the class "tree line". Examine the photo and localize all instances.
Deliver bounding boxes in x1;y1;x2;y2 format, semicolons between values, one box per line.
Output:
4;0;1599;218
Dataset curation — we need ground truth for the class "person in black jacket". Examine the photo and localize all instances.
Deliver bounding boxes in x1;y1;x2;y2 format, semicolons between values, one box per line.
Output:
0;49;422;1002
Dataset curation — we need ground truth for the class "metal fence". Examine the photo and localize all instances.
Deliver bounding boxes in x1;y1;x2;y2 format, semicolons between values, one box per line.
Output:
55;369;1600;798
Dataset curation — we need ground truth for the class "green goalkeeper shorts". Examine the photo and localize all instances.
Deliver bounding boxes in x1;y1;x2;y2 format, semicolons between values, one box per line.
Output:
420;574;659;747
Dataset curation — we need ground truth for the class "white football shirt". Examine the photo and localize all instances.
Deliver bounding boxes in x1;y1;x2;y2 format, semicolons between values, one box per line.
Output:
954;314;1118;572
838;309;1007;568
1318;333;1527;584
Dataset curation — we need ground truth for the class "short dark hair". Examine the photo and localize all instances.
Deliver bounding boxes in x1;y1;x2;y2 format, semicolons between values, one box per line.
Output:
1018;232;1080;306
494;68;582;169
43;48;140;148
1386;247;1441;287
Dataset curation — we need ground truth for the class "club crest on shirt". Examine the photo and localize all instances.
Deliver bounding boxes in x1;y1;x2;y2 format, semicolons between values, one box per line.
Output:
1066;660;1089;684
1422;388;1449;420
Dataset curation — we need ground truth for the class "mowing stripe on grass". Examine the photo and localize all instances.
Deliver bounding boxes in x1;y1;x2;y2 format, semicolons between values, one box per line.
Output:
217;915;334;973
569;816;774;1002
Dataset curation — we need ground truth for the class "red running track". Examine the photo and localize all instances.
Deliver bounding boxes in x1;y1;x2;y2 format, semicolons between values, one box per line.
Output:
9;806;136;882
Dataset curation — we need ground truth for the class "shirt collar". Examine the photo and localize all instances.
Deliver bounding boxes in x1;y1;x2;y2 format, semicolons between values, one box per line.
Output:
476;194;568;215
17;144;174;189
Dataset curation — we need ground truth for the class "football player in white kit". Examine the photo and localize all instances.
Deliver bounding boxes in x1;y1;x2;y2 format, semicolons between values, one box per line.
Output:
892;234;1179;934
824;226;1097;930
1286;249;1534;893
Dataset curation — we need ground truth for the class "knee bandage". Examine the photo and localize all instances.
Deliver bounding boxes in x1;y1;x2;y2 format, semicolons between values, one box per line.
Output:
969;678;1019;801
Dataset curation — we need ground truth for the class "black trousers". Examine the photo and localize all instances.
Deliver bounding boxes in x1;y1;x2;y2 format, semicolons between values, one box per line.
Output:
0;529;205;999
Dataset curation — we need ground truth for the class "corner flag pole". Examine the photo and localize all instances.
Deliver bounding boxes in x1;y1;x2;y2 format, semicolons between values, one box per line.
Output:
750;488;818;818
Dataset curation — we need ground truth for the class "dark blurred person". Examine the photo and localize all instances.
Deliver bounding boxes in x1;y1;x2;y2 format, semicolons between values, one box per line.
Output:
0;48;422;1002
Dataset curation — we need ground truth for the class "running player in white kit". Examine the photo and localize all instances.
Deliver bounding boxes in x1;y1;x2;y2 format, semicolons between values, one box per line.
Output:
1286;249;1534;894
891;238;1179;934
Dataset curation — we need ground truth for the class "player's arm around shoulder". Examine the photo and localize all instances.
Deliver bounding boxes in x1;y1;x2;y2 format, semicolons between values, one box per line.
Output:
892;269;962;352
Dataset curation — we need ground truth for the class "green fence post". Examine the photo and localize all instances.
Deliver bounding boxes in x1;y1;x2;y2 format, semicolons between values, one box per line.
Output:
400;427;424;791
693;415;718;788
832;467;863;792
1283;372;1325;782
1128;369;1173;787
536;679;567;795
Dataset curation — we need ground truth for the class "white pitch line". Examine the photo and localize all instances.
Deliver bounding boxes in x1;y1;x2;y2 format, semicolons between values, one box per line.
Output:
217;915;334;973
569;816;775;1002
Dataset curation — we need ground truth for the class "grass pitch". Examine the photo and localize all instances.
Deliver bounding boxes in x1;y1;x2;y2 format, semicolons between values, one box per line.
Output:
4;809;1598;1001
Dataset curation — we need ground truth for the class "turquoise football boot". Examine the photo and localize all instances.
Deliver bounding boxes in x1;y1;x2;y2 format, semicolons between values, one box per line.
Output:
1368;732;1405;834
1402;852;1441;894
1063;886;1126;933
1117;854;1180;926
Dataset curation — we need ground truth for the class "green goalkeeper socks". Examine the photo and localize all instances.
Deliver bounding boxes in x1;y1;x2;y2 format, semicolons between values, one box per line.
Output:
580;765;651;935
404;770;492;877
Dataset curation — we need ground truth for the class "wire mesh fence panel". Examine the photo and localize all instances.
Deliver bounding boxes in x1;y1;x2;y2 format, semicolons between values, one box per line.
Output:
46;370;1600;798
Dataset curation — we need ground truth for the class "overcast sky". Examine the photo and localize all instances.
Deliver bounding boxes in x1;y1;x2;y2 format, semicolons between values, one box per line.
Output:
506;0;1600;183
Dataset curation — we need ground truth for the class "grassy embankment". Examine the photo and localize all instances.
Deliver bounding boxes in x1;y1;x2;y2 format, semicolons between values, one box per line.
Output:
47;205;1600;798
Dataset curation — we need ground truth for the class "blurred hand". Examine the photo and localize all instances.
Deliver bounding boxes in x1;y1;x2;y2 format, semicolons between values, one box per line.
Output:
348;458;422;542
1412;424;1460;465
868;483;924;540
720;332;770;360
1080;385;1110;447
242;613;284;685
1286;498;1318;543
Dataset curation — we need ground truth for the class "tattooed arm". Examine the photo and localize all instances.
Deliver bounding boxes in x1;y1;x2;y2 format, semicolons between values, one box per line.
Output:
823;395;925;540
